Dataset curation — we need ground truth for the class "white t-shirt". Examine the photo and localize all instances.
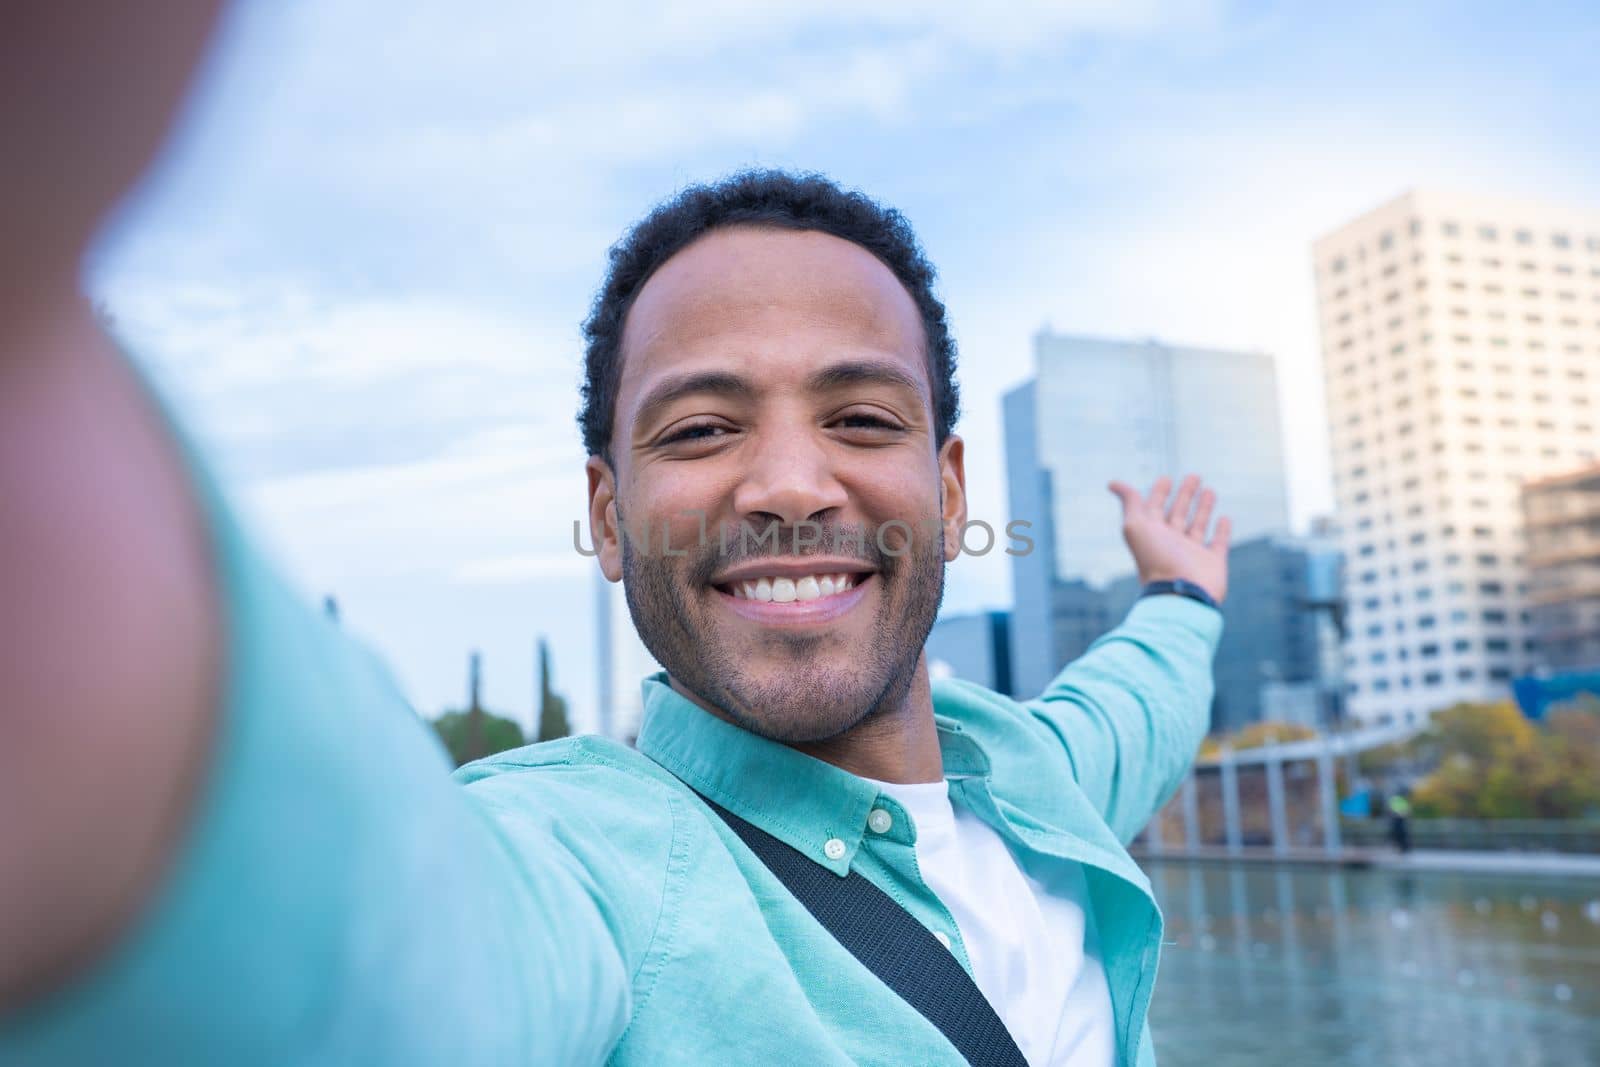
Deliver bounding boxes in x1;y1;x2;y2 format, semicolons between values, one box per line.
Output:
864;776;1117;1067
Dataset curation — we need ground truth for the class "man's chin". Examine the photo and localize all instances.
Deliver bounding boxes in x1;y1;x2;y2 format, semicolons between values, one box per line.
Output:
689;665;885;744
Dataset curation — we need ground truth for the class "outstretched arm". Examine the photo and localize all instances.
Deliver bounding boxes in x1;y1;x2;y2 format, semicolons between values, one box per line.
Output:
1024;476;1231;842
1;10;639;1063
0;2;231;1009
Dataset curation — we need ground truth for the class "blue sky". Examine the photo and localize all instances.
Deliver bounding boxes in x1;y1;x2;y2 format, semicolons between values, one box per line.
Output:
95;0;1600;731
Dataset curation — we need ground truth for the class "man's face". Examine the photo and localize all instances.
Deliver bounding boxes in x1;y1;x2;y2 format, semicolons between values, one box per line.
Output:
587;226;966;743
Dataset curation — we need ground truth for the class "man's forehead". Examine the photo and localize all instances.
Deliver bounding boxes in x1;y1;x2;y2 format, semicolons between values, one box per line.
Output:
619;226;928;390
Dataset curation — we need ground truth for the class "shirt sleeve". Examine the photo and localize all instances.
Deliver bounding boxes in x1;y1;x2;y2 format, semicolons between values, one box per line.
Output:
1022;594;1223;844
0;510;637;1064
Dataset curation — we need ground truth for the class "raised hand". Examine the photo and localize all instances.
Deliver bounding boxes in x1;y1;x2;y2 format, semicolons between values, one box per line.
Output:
1107;475;1231;605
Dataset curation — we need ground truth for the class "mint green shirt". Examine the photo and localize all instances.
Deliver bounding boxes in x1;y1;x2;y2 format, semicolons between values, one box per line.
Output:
0;438;1222;1065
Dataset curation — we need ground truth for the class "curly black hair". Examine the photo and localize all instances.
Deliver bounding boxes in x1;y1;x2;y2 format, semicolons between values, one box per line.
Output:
578;169;960;460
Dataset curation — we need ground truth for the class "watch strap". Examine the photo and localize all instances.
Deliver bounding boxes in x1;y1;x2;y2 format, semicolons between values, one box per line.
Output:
1140;578;1219;611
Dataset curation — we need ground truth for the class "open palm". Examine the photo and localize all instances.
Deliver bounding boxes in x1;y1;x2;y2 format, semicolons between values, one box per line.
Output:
1107;475;1231;605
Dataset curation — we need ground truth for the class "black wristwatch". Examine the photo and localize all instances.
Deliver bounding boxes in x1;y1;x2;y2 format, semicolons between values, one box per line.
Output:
1140;578;1219;612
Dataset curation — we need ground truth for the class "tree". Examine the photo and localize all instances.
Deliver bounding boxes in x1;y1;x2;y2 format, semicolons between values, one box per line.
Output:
431;650;526;767
1199;720;1316;759
432;708;525;768
1408;701;1600;819
536;638;571;743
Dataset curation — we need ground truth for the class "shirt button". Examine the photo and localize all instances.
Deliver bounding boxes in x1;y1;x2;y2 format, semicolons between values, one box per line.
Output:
867;808;893;834
933;931;953;951
824;838;847;861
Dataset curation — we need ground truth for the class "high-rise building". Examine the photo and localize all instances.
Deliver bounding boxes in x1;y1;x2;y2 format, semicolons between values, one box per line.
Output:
594;570;660;742
925;610;1013;694
1522;462;1600;671
1099;535;1345;736
1313;189;1600;724
1003;333;1291;696
1208;535;1346;734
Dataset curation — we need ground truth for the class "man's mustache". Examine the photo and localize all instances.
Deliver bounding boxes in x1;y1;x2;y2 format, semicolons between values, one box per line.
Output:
684;519;893;589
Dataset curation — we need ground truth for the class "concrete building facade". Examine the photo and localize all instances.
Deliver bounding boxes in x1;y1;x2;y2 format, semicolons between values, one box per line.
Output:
1313;189;1600;724
1522;462;1600;671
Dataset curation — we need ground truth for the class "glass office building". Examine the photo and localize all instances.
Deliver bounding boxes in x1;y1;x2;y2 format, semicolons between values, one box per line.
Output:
1004;333;1292;697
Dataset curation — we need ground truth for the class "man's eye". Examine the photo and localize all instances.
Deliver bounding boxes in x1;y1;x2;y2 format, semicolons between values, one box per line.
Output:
837;413;902;431
661;424;731;445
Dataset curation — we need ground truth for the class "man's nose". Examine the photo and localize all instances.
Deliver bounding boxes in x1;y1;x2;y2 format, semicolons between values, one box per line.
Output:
731;427;849;527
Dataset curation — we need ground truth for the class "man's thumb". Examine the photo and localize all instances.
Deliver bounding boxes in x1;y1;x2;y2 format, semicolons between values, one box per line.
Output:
1107;480;1141;515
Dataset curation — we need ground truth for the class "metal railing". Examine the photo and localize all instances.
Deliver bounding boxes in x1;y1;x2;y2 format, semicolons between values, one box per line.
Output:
1340;817;1600;854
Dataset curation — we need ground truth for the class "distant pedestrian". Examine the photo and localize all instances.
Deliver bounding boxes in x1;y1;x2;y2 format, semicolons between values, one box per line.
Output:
1388;792;1413;854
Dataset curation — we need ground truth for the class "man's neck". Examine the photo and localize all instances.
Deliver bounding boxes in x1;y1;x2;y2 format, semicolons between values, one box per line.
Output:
791;664;944;784
671;658;946;785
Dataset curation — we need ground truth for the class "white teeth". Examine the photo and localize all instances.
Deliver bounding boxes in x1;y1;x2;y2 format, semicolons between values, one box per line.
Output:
727;572;865;603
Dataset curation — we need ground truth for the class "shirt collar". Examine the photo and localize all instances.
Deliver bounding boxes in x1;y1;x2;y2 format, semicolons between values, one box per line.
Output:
634;673;992;875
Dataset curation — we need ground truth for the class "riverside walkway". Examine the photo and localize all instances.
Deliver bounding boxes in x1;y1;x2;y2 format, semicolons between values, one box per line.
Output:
1132;845;1600;879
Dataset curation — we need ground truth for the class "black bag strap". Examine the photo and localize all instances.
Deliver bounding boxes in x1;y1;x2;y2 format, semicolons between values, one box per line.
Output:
696;794;1029;1067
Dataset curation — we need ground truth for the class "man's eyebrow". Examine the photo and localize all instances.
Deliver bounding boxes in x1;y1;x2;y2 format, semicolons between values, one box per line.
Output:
633;371;757;432
806;359;925;397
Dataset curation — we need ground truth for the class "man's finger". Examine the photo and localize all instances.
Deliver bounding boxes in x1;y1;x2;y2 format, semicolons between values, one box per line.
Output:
1144;475;1172;509
1187;489;1215;539
1166;474;1200;528
1107;480;1144;516
1210;515;1232;554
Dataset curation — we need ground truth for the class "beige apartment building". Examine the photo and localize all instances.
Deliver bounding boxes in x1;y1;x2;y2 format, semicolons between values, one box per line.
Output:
1313;190;1600;725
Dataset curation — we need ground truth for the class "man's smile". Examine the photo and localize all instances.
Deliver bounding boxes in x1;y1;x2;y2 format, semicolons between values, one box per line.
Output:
709;558;878;626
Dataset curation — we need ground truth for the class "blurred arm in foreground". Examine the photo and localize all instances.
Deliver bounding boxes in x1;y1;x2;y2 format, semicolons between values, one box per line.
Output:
0;7;630;1062
0;1;229;1009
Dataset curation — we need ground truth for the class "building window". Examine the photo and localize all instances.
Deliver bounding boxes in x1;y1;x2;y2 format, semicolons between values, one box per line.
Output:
1488;666;1512;682
1423;671;1443;686
1457;667;1476;681
1417;615;1437;629
1452;638;1471;652
1485;637;1510;651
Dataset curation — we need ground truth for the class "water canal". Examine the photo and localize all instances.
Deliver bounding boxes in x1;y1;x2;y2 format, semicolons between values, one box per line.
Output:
1145;860;1600;1065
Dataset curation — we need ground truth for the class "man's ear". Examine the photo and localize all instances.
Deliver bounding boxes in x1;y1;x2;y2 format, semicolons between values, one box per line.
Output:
586;455;624;582
938;434;967;563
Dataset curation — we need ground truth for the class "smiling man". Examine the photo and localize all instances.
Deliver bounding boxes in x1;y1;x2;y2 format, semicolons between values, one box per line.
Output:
2;11;1229;1067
